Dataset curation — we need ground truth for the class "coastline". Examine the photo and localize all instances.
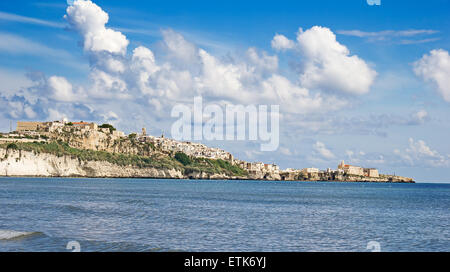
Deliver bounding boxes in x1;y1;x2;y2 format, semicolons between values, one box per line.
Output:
0;148;414;183
0;176;418;184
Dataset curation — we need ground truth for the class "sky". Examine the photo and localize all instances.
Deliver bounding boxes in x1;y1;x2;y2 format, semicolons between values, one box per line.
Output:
0;0;449;182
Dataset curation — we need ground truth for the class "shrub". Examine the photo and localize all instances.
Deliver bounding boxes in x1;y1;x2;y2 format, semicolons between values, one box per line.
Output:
0;141;248;177
175;152;191;166
6;143;18;150
99;123;116;133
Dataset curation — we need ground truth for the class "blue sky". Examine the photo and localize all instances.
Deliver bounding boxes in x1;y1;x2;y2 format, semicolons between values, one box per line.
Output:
0;0;449;182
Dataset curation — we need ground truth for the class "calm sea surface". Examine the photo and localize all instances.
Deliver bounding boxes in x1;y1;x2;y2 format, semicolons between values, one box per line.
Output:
0;177;449;252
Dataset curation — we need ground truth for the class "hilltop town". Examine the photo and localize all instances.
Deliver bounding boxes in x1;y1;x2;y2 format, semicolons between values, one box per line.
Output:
0;120;414;183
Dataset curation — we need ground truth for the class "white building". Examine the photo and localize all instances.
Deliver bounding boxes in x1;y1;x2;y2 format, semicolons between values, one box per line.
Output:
303;168;319;174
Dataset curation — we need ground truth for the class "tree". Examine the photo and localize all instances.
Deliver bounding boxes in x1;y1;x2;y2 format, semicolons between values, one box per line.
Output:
175;152;191;166
99;124;116;133
7;143;18;150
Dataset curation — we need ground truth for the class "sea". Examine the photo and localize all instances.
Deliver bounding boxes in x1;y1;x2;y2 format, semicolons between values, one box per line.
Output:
0;177;449;252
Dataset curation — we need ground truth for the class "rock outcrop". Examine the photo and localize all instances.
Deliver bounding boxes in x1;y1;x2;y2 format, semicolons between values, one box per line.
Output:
0;148;184;179
0;147;414;183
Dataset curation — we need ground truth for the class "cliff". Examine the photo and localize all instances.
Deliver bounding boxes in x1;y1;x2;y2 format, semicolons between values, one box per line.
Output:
278;170;414;183
0;143;414;183
0;148;184;178
0;146;246;179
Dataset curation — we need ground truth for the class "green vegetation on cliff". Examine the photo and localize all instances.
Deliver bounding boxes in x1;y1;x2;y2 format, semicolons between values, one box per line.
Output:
175;152;191;166
0;141;248;177
1;141;180;170
184;157;248;177
99;123;116;133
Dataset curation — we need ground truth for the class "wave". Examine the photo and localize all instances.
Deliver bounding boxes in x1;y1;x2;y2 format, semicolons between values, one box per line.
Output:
0;229;42;240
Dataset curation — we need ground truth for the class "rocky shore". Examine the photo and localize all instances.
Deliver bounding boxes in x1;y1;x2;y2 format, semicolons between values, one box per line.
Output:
0;148;414;183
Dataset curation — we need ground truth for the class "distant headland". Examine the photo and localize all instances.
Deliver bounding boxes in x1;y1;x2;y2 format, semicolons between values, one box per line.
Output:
0;120;414;183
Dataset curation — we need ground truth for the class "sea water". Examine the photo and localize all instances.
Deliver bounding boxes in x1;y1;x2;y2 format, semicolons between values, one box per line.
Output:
0;177;449;252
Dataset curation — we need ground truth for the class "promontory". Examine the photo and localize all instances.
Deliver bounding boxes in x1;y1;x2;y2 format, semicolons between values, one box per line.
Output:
0;120;414;183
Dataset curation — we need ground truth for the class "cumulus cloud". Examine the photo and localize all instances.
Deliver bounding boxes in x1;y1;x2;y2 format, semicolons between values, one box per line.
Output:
313;141;335;160
343;149;385;166
246;47;278;73
62;1;333;115
271;34;295;51
48;76;79;102
413;49;450;102
394;138;449;167
89;69;128;99
47;108;68;121
271;27;377;95
1;0;379;142
297;26;377;95
161;29;199;65
410;110;429;125
65;0;129;55
62;4;371;118
406;138;439;158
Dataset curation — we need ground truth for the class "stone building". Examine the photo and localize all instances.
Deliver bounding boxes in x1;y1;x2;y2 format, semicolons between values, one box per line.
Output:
302;168;319;174
364;168;379;178
338;161;364;176
72;122;98;130
16;121;43;132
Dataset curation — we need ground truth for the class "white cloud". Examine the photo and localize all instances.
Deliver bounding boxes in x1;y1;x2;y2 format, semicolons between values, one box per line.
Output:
0;32;72;59
337;29;438;39
132;46;159;74
23;106;37;119
161;29;199;64
406;138;439;158
413;49;450;102
48;108;68;121
279;147;292;156
411;110;429;124
296;26;377;95
0;32;88;72
246;47;278;73
337;29;439;45
342;149;385;166
271;34;295;51
1;1;380;147
0;11;64;28
48;76;77;102
65;0;129;55
395;138;449;167
313;141;335;160
271;27;377;95
100;110;119;122
0;68;33;96
62;5;360;117
196;49;244;99
89;69;129;99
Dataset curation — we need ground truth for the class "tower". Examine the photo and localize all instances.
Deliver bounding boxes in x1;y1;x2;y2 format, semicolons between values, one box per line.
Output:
142;127;147;136
338;160;345;169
